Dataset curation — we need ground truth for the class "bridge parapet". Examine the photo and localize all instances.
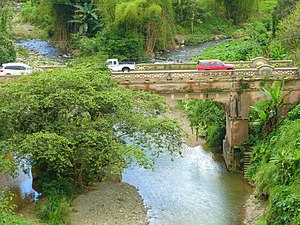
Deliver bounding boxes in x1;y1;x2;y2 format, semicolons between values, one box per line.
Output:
136;57;294;71
112;66;299;85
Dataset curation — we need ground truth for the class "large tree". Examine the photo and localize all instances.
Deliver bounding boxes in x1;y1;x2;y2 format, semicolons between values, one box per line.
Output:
215;0;259;24
0;55;183;188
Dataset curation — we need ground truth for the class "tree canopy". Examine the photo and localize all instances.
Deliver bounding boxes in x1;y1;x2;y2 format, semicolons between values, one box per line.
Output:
0;55;183;188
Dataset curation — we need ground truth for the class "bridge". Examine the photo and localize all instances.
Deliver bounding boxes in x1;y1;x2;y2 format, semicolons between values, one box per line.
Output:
112;57;300;169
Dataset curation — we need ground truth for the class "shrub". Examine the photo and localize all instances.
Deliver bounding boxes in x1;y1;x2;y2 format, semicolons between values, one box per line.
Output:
267;185;300;225
37;177;74;199
0;191;36;225
0;35;16;65
36;194;71;225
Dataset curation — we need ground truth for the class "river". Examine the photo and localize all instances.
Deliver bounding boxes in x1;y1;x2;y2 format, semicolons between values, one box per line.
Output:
123;41;252;225
123;144;251;225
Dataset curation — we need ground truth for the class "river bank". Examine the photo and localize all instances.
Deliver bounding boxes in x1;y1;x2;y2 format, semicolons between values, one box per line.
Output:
68;99;201;225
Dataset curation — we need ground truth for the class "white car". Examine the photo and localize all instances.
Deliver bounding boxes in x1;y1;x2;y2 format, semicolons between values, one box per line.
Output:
0;63;36;76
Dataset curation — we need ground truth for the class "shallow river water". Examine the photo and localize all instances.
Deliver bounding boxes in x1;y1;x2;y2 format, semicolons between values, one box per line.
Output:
123;145;251;225
123;40;251;225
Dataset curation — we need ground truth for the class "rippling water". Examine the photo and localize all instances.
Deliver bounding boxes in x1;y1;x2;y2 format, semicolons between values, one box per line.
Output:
123;145;250;225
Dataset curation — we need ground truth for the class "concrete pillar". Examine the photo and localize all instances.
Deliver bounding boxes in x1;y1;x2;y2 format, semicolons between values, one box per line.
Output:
223;91;250;168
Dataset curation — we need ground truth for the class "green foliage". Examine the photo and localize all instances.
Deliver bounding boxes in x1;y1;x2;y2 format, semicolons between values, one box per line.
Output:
249;79;289;140
0;55;183;189
36;194;71;225
20;0;51;29
68;2;102;36
0;4;13;34
193;38;264;61
179;99;226;148
287;103;300;121
275;2;300;64
0;35;16;65
267;185;300;225
37;177;74;198
246;116;300;224
97;31;145;60
0;4;16;64
185;18;235;45
272;0;299;35
206;123;225;148
215;0;259;24
0;141;17;175
0;191;37;225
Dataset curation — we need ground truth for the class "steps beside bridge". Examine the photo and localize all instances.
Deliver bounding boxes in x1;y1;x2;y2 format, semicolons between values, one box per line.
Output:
243;149;252;177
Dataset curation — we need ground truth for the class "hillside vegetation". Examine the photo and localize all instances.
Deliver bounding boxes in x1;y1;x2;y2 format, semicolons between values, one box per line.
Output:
0;0;300;224
1;0;299;64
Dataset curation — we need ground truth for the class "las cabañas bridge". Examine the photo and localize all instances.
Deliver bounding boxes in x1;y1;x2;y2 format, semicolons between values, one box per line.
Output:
111;57;300;169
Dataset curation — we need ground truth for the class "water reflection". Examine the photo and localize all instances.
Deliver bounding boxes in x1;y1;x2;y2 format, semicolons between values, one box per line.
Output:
4;163;40;209
123;145;250;225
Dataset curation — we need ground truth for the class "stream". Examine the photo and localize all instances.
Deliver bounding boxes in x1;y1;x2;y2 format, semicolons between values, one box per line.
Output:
123;40;252;225
123;145;251;225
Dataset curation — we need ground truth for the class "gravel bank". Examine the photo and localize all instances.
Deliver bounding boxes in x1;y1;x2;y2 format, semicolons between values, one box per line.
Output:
70;182;148;225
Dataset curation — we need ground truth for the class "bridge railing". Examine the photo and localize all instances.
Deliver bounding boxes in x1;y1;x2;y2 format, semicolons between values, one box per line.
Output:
136;57;294;71
112;65;299;84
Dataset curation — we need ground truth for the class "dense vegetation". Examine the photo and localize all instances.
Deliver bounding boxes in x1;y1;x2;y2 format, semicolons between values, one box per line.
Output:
193;0;300;64
178;100;226;149
0;2;16;64
0;0;300;224
246;95;300;225
0;55;183;223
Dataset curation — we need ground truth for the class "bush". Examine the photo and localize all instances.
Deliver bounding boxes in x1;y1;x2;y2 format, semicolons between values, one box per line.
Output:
0;191;36;225
192;38;264;62
0;35;16;64
36;194;71;225
267;185;300;225
37;177;74;199
206;123;225;148
20;0;50;29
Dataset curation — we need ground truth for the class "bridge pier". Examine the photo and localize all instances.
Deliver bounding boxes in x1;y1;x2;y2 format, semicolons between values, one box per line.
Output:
223;116;249;169
223;91;251;169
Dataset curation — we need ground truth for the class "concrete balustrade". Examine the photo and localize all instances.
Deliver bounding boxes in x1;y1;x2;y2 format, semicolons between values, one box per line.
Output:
136;57;294;71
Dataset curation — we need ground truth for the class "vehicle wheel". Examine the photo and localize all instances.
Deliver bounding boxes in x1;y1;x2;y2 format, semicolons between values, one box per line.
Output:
122;68;130;73
227;68;234;70
5;73;11;75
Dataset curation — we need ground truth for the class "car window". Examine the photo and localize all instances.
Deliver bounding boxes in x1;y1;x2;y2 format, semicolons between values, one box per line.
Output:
217;62;223;66
5;66;18;70
200;61;208;66
210;62;217;66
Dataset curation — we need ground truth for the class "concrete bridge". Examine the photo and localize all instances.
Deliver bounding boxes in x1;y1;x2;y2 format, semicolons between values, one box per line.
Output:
112;57;300;169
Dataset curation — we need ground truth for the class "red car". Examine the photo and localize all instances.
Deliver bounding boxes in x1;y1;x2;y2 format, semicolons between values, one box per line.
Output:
197;60;235;70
